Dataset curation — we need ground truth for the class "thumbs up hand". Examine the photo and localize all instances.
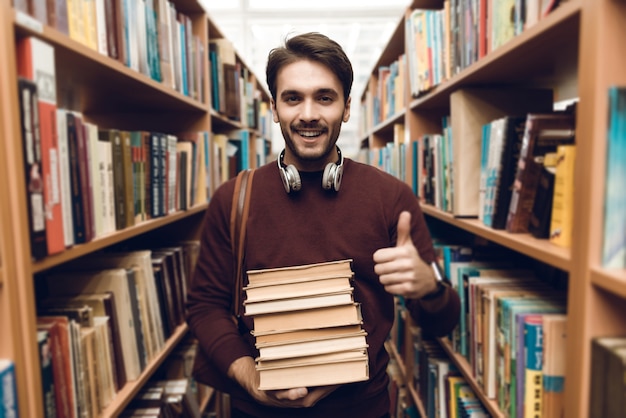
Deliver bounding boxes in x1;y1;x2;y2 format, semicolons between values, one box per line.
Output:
373;211;439;299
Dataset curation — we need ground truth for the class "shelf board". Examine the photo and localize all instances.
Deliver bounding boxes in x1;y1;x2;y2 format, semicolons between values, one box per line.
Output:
409;0;582;111
421;205;571;272
438;337;504;418
13;10;206;115
591;266;626;300
102;323;189;417
32;204;207;274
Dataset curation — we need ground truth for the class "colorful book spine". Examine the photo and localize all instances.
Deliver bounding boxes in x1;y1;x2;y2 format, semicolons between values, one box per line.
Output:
0;359;19;418
523;315;543;418
602;87;626;268
549;144;577;247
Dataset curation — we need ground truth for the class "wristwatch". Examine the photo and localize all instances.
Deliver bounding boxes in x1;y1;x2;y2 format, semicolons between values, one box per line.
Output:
421;261;448;300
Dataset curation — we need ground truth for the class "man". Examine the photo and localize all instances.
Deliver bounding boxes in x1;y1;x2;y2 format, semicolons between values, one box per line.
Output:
187;32;460;418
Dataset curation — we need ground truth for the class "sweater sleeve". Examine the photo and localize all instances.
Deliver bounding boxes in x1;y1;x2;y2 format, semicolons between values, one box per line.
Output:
185;180;256;377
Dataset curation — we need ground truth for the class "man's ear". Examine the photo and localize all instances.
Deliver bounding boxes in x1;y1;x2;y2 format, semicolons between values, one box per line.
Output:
271;99;279;123
343;96;351;123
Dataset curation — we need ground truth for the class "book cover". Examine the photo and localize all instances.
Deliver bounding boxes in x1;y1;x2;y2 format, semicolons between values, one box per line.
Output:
252;303;363;335
506;112;576;233
541;313;567;418
523;315;544;418
37;316;76;418
16;35;64;257
257;353;369;390
38;330;57;418
528;152;557;238
55;108;75;248
602;87;626;268
0;359;19;418
244;289;355;316
256;330;368;361
491;115;528;229
549;144;576;247
17;77;48;259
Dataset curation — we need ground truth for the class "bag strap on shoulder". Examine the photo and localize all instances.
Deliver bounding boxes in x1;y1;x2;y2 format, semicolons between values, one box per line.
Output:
229;169;255;317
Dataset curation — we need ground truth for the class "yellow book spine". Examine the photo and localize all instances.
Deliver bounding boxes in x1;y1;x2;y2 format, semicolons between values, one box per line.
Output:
549;145;576;247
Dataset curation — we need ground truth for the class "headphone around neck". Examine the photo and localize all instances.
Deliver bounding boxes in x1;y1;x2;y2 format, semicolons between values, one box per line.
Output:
277;147;344;193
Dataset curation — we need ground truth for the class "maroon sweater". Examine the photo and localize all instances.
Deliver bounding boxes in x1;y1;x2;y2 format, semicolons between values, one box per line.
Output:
186;158;460;418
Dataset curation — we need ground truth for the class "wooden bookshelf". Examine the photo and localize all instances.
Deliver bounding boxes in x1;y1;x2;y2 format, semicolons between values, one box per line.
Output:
0;0;271;416
361;0;626;416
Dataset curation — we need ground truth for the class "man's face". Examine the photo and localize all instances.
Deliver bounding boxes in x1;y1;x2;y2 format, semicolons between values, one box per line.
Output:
271;59;351;170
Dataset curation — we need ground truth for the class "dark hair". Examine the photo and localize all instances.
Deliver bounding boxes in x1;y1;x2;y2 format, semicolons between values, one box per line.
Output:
266;32;353;104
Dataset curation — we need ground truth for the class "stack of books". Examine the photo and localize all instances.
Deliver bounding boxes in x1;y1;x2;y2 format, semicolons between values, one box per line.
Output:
243;259;369;390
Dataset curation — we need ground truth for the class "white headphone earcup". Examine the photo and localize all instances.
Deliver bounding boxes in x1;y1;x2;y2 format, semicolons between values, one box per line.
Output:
285;164;301;192
322;163;336;190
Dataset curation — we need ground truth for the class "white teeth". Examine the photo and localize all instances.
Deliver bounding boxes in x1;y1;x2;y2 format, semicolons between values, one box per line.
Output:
298;131;322;137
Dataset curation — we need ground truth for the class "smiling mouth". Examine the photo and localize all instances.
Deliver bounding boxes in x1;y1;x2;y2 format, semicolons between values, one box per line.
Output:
296;130;324;138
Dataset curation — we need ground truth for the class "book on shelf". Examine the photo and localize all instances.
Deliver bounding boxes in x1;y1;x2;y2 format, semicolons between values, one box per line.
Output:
589;336;626;417
16;77;47;260
0;359;18;417
64;250;167;364
39;291;125;391
540;313;567;418
602;87;626;268
523;315;544;418
449;88;553;217
506;111;576;233
495;294;566;417
487;115;528;230
44;268;144;382
38;330;57;418
549;144;576;248
527;151;558;239
16;36;65;257
36;316;76;418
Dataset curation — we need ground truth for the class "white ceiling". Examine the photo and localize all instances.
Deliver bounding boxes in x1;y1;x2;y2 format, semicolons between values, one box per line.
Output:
200;0;411;156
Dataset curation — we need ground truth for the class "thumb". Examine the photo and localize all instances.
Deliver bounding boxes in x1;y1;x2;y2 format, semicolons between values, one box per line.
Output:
396;211;413;247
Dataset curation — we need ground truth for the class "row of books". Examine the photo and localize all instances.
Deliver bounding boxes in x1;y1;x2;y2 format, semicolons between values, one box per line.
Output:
411;104;576;248
36;241;199;418
359;87;580;249
360;56;408;132
387;293;492;418
16;36;211;260
440;243;567;418
414;336;490;418
15;0;204;101
242;259;369;390
405;0;564;97
208;38;272;132
478;112;576;245
602;86;626;269
0;360;19;417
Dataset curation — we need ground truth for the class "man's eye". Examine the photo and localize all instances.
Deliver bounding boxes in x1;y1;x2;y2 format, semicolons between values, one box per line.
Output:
319;96;333;102
285;96;300;102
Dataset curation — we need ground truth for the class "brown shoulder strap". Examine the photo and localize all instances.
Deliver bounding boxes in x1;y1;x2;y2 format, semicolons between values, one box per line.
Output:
229;169;255;317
